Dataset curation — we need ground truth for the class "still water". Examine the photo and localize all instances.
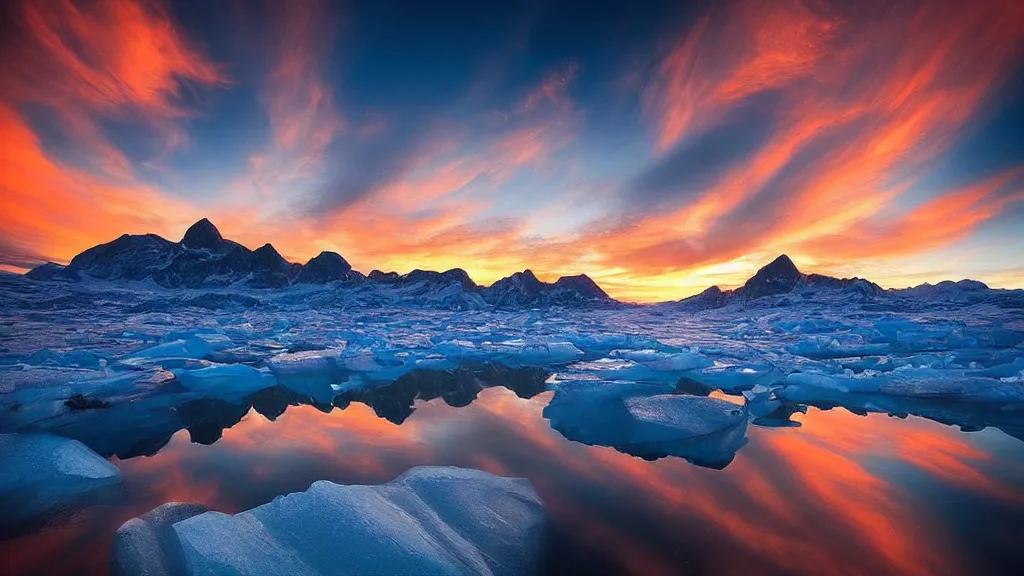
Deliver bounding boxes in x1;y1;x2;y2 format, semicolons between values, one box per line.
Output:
2;383;1022;576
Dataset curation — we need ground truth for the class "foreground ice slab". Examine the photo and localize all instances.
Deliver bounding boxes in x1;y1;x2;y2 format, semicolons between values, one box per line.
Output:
117;466;547;576
112;502;210;576
0;432;122;536
543;381;749;468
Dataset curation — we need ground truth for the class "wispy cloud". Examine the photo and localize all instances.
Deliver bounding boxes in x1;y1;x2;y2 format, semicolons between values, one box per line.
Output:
1;0;230;172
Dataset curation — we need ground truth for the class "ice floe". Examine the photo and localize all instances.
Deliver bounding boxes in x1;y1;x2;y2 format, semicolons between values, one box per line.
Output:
114;467;546;576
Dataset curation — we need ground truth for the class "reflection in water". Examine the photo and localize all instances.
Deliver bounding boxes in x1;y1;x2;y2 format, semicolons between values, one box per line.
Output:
334;364;550;424
1;367;1022;575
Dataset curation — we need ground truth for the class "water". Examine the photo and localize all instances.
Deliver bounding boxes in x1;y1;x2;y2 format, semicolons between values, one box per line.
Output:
2;384;1021;576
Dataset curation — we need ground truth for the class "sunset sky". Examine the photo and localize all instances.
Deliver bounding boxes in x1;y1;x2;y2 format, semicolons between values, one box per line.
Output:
1;0;1022;302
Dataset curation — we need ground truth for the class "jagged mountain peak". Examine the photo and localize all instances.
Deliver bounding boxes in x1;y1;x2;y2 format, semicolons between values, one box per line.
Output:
181;218;224;250
737;254;803;299
252;243;284;260
305;251;350;268
516;269;542;285
761;254;801;277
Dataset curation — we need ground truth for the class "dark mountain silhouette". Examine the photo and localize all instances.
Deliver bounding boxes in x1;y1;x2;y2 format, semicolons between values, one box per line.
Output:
480;269;611;308
22;221;1003;309
180;218;225;250
294;251;352;283
65;233;177;281
734;254;803;299
369;268;477;290
24;218;613;307
31;220;353;289
676;254;896;310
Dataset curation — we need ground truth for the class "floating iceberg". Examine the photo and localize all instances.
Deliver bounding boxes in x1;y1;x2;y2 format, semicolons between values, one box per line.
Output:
543;381;749;468
115;467;547;576
0;432;122;537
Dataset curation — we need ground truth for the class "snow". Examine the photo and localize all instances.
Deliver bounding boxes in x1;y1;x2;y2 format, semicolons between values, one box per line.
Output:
119;466;546;576
0;432;122;535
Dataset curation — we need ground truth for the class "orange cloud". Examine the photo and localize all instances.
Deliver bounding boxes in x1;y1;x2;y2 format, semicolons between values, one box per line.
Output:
644;0;837;152
798;168;1024;260
0;103;200;267
9;0;228;115
1;0;230;172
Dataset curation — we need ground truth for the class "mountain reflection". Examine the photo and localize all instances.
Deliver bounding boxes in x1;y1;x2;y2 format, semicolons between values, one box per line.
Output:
333;365;548;424
32;365;553;461
13;362;1023;471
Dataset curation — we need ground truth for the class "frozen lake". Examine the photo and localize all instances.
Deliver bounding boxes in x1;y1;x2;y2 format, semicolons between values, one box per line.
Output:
1;274;1022;574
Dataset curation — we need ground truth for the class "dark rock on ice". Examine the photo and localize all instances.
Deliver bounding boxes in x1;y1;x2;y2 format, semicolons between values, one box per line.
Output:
64;393;110;411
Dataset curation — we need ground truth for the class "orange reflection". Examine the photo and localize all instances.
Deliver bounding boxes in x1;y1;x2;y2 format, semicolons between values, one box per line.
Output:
3;389;1019;576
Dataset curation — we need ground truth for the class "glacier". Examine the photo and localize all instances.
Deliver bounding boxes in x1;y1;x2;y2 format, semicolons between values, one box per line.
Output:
113;467;547;576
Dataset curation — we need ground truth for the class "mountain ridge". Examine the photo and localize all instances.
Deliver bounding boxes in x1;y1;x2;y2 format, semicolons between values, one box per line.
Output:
25;219;615;308
23;219;1006;309
672;254;1004;310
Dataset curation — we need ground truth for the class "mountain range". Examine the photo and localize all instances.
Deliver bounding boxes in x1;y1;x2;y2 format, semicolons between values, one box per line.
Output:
25;219;613;309
23;218;1012;310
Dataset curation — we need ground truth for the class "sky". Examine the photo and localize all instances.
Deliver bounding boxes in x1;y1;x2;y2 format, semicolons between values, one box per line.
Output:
0;0;1022;302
